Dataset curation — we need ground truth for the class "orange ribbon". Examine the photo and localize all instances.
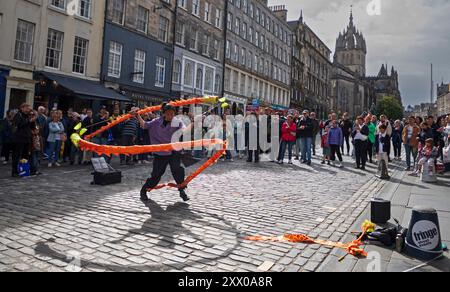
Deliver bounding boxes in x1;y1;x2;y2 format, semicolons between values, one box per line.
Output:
246;227;369;258
76;97;227;191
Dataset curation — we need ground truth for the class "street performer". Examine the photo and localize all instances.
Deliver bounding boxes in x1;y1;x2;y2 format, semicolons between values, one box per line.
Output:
134;103;191;203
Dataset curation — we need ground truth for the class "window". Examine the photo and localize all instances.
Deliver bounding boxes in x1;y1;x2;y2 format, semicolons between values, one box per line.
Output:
158;16;169;42
227;13;233;30
173;60;181;84
240;48;246;66
51;0;66;10
133;50;146;84
72;37;88;74
190;30;198;51
215;10;222;29
248;27;253;43
233;44;239;62
242;22;247;39
184;61;194;86
111;0;125;25
175;23;185;45
224;68;231;91
202;35;210;56
192;0;200;16
14;20;35;63
78;0;92;19
235;17;240;34
213;40;220;60
45;29;64;69
107;41;122;78
155;56;166;87
214;74;220;93
205;68;214;92
178;0;187;9
196;68;203;90
204;2;211;23
243;0;248;13
136;6;149;33
225;40;231;59
249;3;254;18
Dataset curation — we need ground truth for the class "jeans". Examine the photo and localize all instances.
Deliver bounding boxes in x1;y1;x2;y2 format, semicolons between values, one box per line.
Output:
300;137;312;162
47;140;62;164
30;150;40;174
404;144;418;168
92;137;109;160
393;141;402;158
278;140;295;161
312;134;317;155
295;138;302;158
367;141;374;162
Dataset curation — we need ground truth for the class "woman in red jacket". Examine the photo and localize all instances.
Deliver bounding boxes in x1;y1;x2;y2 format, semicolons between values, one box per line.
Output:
278;115;297;164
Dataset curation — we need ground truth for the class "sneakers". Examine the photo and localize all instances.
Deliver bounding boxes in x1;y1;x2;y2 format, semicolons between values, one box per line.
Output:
55;162;61;167
321;160;325;164
277;160;283;164
288;160;293;164
2;161;8;165
338;163;343;168
307;161;311;166
48;163;52;168
179;189;190;202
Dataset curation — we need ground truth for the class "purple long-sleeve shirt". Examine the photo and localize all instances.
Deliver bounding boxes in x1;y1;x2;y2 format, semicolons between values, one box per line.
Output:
327;127;343;146
143;117;186;156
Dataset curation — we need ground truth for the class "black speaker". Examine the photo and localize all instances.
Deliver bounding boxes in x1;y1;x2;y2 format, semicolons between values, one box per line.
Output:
91;158;122;186
371;198;391;224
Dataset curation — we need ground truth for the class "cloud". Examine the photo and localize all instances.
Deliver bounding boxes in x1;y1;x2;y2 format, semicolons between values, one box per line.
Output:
268;0;450;106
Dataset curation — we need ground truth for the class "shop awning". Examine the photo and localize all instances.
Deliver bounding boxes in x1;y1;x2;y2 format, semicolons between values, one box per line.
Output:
36;71;131;102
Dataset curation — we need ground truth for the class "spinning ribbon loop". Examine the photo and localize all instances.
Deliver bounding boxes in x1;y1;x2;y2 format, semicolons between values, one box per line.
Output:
72;96;228;191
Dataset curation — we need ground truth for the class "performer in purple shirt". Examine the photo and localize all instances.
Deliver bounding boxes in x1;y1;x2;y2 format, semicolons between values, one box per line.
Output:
135;104;191;203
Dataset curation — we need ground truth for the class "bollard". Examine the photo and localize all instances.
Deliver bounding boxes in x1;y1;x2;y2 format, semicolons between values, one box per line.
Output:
405;206;443;260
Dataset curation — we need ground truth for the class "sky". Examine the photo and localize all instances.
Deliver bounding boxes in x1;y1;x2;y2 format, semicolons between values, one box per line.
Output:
268;0;450;107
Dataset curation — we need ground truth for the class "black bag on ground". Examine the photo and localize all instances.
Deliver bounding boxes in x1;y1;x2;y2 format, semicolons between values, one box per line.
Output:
91;157;122;186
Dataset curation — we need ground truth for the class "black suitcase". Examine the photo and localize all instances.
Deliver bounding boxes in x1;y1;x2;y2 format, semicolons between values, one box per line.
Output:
91;158;122;186
371;198;391;224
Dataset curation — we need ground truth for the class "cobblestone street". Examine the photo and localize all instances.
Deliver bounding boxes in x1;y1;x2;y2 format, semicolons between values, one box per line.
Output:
0;152;389;272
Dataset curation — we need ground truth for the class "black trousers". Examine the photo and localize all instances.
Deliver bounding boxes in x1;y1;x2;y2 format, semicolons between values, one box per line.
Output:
1;142;12;161
143;153;185;191
355;140;368;168
330;145;343;162
342;135;351;154
367;141;374;162
247;149;260;162
12;142;30;176
393;141;402;157
120;135;135;163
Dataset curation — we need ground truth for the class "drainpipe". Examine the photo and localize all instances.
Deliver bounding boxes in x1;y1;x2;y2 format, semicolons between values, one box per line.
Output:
221;0;229;100
168;2;178;101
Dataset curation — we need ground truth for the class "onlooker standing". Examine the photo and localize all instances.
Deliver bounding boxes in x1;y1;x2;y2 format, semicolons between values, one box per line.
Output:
11;103;35;177
297;110;313;165
294;113;301;160
392;120;403;160
137;113;152;164
81;109;94;164
1;110;13;165
402;116;420;171
328;120;344;168
278;115;296;164
367;116;377;164
352;116;369;170
92;107;110;161
321;123;331;165
69;112;83;165
30;115;43;176
340;112;353;156
120;107;139;165
47;111;65;167
310;112;320;156
378;115;393;161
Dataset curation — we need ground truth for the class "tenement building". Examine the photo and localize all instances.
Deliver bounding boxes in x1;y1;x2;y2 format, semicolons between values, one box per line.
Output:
288;12;332;119
171;0;225;105
437;82;450;116
224;0;292;113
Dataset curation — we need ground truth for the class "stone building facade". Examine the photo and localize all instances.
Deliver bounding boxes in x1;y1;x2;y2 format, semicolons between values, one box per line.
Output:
102;0;176;107
171;0;225;103
437;82;450;116
0;0;111;117
224;0;292;112
288;12;332;119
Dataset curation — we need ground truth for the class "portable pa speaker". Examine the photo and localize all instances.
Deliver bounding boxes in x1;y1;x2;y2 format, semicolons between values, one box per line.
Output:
371;198;391;224
91;158;122;186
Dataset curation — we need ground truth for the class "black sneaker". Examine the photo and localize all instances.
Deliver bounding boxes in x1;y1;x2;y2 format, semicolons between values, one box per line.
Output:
179;189;190;202
140;187;149;203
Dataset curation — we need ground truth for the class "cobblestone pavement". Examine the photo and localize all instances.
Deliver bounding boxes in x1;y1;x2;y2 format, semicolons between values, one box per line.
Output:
0;152;388;272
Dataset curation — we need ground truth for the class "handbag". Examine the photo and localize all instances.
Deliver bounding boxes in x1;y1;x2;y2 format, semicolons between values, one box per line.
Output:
443;145;450;164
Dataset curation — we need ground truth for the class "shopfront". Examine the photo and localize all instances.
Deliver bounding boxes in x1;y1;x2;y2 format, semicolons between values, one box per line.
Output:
0;67;9;118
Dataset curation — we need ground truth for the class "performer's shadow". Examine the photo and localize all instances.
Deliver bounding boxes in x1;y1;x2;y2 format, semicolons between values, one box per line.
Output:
111;200;213;249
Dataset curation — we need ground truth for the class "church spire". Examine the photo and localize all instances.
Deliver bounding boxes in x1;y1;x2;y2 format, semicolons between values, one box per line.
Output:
349;5;354;27
299;10;303;23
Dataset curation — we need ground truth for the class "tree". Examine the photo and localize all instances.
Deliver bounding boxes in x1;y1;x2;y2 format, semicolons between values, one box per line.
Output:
377;95;404;121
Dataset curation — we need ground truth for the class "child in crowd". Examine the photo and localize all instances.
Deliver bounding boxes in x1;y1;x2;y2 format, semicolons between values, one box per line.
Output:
30;122;43;176
321;124;331;165
327;120;344;168
410;138;438;177
375;124;390;179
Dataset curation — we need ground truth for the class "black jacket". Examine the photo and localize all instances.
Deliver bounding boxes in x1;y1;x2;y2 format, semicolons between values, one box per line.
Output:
296;117;313;138
375;134;391;153
352;124;369;140
11;111;33;144
340;119;353;136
